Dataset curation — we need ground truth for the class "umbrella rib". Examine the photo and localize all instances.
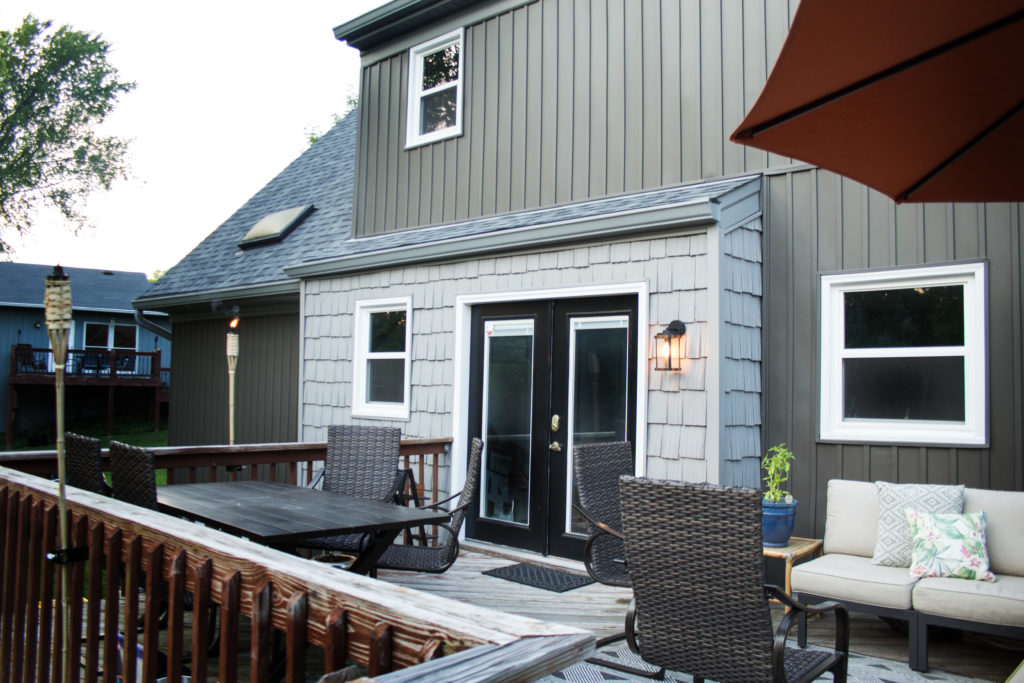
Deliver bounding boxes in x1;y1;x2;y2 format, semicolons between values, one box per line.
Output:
738;9;1024;139
897;98;1024;202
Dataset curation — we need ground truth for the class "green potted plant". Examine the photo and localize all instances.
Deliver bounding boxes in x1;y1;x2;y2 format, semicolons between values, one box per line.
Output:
762;443;797;547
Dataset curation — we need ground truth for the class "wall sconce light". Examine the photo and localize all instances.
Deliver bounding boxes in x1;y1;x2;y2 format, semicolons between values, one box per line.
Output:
655;320;687;371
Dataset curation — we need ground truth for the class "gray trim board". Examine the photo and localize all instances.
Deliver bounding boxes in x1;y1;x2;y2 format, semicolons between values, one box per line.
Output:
134;281;300;311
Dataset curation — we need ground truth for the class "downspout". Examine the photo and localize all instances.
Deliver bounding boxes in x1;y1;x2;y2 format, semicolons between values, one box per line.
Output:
134;308;172;341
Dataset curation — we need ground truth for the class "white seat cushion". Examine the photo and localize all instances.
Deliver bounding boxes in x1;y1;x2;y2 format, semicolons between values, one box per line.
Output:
791;553;918;610
912;574;1024;627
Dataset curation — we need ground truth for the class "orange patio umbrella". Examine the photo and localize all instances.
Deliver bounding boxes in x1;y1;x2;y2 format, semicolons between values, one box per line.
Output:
730;0;1024;203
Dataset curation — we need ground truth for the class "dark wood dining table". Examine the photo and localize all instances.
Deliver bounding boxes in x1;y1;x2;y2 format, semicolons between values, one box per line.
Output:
157;480;450;575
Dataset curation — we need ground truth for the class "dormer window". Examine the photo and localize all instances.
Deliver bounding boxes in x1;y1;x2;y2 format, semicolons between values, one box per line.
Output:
406;29;463;148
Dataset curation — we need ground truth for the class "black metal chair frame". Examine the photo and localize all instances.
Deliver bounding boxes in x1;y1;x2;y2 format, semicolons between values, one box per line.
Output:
374;438;484;574
616;476;849;683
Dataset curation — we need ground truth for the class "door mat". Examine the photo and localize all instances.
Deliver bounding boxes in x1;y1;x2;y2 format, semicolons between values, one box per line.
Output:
482;562;595;592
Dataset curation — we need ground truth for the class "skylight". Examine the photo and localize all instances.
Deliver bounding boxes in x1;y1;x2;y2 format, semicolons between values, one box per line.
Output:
239;205;314;247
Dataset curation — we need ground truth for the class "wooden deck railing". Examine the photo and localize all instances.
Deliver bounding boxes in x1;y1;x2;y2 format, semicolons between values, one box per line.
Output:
9;346;164;384
0;466;592;682
0;438;451;507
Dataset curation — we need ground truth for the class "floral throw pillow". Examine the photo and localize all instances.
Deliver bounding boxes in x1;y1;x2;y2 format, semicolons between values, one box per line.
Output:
871;481;965;567
906;510;996;581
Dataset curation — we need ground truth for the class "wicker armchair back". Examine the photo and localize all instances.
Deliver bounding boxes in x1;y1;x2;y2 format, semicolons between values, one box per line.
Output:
109;440;158;510
618;476;848;683
573;441;633;587
323;425;402;501
65;432;111;496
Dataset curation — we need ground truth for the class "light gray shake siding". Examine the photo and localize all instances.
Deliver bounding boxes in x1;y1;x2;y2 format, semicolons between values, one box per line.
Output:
299;185;763;485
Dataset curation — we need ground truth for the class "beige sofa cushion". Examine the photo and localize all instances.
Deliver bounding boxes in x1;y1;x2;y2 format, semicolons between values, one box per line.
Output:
912;574;1024;627
791;553;918;609
964;488;1024;576
822;480;878;557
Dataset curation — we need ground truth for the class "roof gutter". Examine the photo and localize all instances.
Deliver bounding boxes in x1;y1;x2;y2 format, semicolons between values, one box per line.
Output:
285;196;718;279
132;280;300;312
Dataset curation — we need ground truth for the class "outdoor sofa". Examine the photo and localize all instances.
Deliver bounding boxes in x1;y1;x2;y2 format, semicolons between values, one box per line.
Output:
790;479;1024;672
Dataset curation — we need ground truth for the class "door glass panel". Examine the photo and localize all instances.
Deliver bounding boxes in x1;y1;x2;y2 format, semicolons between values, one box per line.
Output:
84;322;108;349
567;317;629;535
480;320;534;525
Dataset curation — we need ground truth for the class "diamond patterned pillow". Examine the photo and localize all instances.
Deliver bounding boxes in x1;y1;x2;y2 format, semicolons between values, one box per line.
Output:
906;510;996;581
871;481;965;567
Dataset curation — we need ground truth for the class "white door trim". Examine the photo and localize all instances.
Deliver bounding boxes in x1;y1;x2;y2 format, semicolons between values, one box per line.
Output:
450;282;650;512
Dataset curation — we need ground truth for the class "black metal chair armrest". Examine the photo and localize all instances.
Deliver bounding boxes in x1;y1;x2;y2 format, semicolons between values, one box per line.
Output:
766;585;849;680
572;503;624;540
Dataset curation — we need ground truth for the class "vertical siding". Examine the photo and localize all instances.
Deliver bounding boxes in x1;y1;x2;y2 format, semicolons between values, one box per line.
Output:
353;0;785;237
763;167;1024;538
168;314;298;446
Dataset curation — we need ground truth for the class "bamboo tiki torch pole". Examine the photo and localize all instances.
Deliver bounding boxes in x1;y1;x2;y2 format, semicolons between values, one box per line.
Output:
44;265;73;683
227;318;239;445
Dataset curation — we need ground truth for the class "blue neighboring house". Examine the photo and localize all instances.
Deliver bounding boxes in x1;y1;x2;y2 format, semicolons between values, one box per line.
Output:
1;263;172;448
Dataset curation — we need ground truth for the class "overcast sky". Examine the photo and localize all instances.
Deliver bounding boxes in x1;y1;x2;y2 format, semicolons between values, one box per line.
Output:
1;1;388;278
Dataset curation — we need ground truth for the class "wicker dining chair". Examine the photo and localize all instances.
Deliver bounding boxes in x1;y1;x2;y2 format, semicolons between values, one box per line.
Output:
617;476;849;682
301;425;403;554
375;438;483;573
66;432;112;496
108;440;158;509
573;441;633;588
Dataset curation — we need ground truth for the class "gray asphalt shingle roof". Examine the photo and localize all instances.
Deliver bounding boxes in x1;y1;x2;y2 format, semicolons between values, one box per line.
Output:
0;263;151;312
138;102;753;305
137;108;358;303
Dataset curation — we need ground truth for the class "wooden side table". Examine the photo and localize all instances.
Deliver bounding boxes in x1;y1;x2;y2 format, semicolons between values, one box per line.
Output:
763;536;823;608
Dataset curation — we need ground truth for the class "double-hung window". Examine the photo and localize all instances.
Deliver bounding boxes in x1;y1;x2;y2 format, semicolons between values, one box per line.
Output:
819;263;986;446
406;29;463;148
352;298;412;420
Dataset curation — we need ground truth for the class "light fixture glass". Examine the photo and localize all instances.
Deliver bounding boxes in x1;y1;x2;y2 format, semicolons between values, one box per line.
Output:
655;320;687;371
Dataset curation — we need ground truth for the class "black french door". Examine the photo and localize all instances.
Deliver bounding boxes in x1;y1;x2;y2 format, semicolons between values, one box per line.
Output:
465;296;637;558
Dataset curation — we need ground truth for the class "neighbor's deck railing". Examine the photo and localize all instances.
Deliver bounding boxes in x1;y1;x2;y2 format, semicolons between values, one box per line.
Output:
9;345;164;383
0;466;592;682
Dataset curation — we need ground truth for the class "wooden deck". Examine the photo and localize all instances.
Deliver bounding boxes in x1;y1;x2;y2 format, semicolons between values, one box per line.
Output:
377;545;1023;682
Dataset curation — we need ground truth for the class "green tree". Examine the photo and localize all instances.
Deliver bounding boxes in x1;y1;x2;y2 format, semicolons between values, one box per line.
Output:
0;15;135;252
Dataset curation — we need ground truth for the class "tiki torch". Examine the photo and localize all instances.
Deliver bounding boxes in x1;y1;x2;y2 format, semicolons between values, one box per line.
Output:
44;265;73;683
227;317;239;445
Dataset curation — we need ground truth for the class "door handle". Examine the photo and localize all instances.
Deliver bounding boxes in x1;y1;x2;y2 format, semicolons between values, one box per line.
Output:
551;414;560;432
549;441;562;452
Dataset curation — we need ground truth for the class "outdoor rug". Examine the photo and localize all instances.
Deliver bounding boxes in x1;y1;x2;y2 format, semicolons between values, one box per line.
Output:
538;644;993;682
482;562;595;592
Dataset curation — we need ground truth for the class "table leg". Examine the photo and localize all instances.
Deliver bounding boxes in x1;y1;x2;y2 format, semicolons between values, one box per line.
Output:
349;528;403;576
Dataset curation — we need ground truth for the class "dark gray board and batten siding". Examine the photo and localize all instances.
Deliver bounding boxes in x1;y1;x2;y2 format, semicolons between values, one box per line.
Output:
762;168;1024;538
168;314;299;447
351;0;798;237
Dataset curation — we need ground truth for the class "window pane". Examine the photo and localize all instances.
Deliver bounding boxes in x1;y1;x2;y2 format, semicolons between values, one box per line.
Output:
85;324;107;348
844;286;964;348
366;358;404;403
482;333;533;524
422;44;459;89
369;311;405;352
843;356;965;421
113;325;136;349
419;87;457;134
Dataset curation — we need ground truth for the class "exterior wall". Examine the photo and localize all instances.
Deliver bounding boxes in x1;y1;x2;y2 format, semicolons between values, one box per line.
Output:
168;313;298;446
353;0;794;237
762;167;1024;537
302;228;715;475
719;218;763;488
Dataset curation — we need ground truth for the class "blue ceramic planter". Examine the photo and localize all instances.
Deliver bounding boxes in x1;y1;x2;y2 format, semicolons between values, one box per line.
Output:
762;499;798;547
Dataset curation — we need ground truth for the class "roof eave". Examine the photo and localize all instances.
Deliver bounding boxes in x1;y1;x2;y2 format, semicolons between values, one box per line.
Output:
284;197;718;279
132;280;300;312
334;0;473;50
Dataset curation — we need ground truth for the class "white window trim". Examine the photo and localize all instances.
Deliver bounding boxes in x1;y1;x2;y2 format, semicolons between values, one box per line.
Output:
819;262;987;446
352;297;412;420
405;28;464;149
